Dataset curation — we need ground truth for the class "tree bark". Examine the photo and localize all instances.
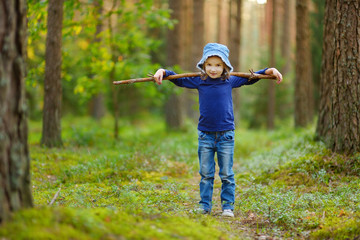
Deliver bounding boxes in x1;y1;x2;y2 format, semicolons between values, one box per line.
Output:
41;0;64;147
229;0;242;124
329;1;359;153
295;0;314;127
316;0;335;144
0;0;33;223
217;0;229;45
89;0;105;121
183;0;198;122
191;0;204;70
281;0;293;75
108;0;120;139
165;0;185;130
267;0;276;129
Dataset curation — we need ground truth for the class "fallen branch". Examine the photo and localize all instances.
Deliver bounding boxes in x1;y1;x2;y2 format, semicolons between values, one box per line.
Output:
49;187;61;206
113;69;276;85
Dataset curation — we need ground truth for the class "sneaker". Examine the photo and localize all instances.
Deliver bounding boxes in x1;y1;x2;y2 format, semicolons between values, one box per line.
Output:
222;209;234;217
191;208;210;215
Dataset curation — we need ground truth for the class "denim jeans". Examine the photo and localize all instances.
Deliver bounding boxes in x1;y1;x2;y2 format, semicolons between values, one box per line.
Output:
197;130;235;212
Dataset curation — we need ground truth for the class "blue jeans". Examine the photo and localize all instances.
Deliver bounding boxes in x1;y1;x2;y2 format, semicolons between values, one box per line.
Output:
197;130;235;212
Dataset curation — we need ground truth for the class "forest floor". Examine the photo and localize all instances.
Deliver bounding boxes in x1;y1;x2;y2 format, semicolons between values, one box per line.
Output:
1;115;360;239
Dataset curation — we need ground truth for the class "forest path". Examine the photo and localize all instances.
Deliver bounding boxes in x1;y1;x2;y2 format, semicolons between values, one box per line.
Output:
181;174;261;240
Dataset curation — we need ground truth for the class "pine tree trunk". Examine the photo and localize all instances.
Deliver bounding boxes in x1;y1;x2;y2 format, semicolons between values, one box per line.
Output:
295;0;314;127
281;0;293;75
108;0;119;139
165;0;185;130
0;0;33;223
217;0;229;44
267;0;276;129
329;1;360;153
191;0;204;70
229;0;242;124
183;0;198;122
89;0;105;120
316;0;336;144
41;0;64;147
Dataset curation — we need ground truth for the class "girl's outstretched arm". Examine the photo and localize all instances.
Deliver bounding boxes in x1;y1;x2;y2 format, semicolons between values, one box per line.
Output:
265;68;283;84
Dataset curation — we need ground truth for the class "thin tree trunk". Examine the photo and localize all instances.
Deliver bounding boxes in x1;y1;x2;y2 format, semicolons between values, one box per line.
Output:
108;0;119;139
316;0;335;143
295;0;313;127
281;0;293;75
188;0;205;121
191;0;204;70
89;0;105;120
41;0;64;147
165;0;185;130
183;0;198;121
218;0;229;45
229;0;242;124
0;0;33;223
267;0;276;129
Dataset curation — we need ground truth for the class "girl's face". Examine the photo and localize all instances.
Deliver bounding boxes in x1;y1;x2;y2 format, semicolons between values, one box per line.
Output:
204;56;225;79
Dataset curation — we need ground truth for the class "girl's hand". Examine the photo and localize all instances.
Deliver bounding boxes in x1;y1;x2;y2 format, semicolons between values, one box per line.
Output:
153;69;165;85
266;68;283;84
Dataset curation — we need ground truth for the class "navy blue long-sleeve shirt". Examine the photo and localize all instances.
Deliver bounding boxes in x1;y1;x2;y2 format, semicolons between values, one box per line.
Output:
165;68;268;132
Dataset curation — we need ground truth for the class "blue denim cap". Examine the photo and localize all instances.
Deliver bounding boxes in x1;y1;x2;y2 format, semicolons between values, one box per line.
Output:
196;43;233;72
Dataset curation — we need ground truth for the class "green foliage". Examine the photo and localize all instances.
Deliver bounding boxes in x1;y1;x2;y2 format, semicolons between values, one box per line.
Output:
26;0;174;118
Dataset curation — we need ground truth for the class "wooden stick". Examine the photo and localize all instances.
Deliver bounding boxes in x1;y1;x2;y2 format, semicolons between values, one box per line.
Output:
113;71;276;85
49;187;61;206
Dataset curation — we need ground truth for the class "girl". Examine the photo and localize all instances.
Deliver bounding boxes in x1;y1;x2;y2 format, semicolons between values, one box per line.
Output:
153;43;282;217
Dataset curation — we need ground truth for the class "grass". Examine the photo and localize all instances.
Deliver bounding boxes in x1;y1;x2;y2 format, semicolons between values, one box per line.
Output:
1;115;359;239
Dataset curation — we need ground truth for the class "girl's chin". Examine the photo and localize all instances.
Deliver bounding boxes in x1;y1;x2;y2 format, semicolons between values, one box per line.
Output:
209;74;220;78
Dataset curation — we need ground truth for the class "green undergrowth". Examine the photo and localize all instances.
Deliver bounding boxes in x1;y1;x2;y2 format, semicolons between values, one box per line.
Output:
1;116;359;239
0;207;229;239
234;127;360;239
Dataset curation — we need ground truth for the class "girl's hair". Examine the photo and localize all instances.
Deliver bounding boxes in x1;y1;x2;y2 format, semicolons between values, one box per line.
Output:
200;65;231;80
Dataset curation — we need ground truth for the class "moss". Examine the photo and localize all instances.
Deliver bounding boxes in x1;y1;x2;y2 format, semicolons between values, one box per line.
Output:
0;206;230;240
310;214;360;239
266;169;315;187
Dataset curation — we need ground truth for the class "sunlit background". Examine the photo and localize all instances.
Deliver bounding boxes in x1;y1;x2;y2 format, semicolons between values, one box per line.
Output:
249;0;267;4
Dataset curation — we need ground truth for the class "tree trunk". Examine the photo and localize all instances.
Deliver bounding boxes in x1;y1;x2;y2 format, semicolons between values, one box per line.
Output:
183;0;198;122
315;0;335;144
108;0;119;139
89;0;105;120
319;0;336;146
191;0;205;70
294;0;314;127
328;1;359;153
229;0;242;124
182;0;204;122
281;0;293;75
165;0;185;130
217;0;229;45
0;0;33;223
267;0;276;129
41;0;64;147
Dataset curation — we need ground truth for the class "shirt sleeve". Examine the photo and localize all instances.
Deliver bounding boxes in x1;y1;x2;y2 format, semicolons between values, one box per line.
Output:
165;70;200;89
230;68;268;88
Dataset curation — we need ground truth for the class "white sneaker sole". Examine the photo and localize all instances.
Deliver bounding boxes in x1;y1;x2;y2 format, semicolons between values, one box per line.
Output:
222;212;234;217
